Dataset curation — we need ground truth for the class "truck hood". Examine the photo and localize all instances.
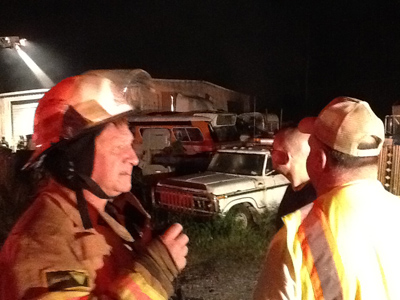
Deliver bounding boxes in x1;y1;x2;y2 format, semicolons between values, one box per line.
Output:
159;171;258;195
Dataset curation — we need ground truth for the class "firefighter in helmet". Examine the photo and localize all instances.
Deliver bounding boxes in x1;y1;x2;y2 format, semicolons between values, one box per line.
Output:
0;72;188;299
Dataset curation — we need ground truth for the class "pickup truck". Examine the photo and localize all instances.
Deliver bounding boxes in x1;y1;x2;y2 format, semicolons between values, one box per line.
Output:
152;145;289;227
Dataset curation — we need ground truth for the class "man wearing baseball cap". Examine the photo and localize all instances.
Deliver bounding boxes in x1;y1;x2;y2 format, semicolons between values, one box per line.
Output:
254;97;400;299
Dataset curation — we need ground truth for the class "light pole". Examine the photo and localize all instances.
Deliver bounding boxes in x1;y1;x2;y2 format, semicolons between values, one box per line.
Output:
0;36;26;49
0;36;54;87
0;36;54;150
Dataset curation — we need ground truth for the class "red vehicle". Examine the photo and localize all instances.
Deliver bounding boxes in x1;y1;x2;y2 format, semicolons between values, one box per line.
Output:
129;111;240;175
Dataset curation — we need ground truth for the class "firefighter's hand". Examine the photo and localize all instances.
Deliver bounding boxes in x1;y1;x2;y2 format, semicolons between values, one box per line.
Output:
160;223;189;271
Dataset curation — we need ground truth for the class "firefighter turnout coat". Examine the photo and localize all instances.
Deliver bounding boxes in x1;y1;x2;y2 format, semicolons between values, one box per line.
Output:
0;180;177;300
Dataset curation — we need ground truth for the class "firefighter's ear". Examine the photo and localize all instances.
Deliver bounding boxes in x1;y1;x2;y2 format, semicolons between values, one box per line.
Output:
320;148;327;170
306;136;327;177
272;149;289;166
314;146;327;172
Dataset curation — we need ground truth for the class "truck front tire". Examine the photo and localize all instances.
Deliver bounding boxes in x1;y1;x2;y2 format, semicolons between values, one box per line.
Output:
227;204;255;229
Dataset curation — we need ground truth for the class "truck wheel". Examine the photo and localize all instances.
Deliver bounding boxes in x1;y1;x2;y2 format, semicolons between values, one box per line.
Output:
227;204;254;229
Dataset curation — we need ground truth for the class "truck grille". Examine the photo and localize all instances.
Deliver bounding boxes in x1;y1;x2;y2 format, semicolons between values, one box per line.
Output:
155;186;216;214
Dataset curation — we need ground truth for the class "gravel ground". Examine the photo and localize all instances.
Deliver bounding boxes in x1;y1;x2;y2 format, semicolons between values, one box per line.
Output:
175;258;263;300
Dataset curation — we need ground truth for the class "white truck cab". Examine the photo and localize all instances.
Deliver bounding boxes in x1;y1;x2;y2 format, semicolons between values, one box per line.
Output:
153;145;289;227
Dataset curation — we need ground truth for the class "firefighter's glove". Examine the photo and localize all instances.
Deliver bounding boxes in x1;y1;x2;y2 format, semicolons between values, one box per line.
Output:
135;224;188;296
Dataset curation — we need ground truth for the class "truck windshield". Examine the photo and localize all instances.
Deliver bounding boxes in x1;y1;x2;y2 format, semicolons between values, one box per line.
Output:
211;126;240;142
208;152;265;176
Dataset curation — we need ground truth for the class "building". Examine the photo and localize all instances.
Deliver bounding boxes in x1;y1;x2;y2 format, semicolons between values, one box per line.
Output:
84;69;252;113
0;89;47;150
152;78;251;113
0;69;252;149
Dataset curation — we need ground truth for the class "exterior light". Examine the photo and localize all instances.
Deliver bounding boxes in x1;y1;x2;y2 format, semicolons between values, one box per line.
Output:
0;36;26;49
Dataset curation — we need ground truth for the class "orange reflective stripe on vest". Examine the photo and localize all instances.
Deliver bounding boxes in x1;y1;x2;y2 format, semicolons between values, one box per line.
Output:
298;207;344;300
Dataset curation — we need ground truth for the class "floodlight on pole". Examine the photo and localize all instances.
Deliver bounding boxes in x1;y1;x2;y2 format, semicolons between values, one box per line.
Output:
0;36;26;49
1;36;54;87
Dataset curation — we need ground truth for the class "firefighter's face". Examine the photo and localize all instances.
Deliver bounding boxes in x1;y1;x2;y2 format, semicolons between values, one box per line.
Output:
91;121;138;197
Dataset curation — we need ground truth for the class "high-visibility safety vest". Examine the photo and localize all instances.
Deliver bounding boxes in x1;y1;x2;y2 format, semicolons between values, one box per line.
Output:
282;180;400;300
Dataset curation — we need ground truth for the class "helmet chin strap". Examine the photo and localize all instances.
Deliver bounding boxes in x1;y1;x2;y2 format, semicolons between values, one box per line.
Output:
75;188;93;230
76;173;111;230
43;127;110;230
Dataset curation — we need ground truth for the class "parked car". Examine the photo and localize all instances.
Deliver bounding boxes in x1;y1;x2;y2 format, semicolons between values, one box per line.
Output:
152;145;289;227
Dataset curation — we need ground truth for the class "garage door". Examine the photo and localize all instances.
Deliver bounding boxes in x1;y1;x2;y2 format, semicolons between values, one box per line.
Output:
12;102;38;141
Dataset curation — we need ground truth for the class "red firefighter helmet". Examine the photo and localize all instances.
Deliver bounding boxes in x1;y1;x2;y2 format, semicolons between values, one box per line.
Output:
28;73;135;167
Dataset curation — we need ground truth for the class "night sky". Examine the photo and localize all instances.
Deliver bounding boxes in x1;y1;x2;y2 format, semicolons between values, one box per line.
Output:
1;0;400;122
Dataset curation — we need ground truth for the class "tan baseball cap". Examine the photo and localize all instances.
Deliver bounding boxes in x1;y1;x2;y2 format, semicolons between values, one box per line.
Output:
299;97;384;157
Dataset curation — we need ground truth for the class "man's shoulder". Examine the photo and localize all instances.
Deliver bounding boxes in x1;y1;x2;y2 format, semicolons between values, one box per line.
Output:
278;182;316;217
282;201;314;230
4;188;76;246
333;179;398;204
296;182;316;199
